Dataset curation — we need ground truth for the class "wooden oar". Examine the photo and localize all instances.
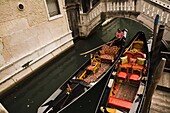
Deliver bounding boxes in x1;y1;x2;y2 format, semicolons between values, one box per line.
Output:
80;38;118;56
80;44;105;56
123;33;140;54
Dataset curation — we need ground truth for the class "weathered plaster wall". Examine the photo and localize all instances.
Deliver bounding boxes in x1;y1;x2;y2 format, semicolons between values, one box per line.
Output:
0;0;74;94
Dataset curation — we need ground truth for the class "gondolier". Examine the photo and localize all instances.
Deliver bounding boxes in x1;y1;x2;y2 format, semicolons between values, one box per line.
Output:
110;28;127;47
116;29;124;39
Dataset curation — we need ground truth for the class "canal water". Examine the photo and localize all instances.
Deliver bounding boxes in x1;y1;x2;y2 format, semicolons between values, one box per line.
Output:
0;18;152;113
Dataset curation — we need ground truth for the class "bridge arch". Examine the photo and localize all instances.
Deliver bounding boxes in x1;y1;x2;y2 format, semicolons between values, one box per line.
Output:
87;15;153;38
79;0;170;39
88;17;153;43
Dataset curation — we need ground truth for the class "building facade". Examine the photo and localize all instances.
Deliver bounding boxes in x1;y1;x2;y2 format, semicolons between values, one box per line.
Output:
0;0;74;94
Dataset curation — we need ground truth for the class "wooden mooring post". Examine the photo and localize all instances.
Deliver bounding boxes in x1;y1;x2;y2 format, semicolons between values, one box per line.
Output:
142;58;166;113
142;16;166;112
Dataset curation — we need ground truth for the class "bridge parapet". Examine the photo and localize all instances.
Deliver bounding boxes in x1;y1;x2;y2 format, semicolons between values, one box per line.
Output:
79;0;170;38
140;0;170;25
106;0;136;12
79;0;137;37
138;0;170;41
79;2;104;37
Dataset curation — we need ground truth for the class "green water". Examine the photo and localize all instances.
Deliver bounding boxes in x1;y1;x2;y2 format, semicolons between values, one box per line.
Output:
0;18;152;113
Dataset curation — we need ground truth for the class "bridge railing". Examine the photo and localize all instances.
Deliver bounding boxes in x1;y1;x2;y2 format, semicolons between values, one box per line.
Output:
79;0;137;37
141;1;170;25
106;0;136;12
79;0;170;37
79;2;104;37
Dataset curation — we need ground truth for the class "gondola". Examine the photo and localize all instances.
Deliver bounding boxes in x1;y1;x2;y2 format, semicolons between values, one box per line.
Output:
37;29;128;113
95;31;150;113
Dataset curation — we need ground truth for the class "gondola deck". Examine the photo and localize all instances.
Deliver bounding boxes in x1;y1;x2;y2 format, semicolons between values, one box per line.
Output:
84;63;110;83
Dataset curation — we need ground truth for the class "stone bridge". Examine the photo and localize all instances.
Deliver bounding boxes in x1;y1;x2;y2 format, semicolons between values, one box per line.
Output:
79;0;170;41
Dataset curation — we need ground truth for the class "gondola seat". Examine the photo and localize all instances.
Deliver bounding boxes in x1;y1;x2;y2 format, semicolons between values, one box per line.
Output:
120;51;145;74
119;55;132;73
132;40;144;51
86;62;100;73
117;72;128;79
108;96;132;111
123;51;134;61
132;65;143;75
121;63;132;68
100;54;113;62
129;73;140;82
86;54;101;73
100;45;119;62
132;57;146;75
133;52;145;59
132;65;144;70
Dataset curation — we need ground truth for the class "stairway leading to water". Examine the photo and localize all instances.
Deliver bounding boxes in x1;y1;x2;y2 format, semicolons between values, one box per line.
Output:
150;40;170;113
150;88;170;113
150;72;170;113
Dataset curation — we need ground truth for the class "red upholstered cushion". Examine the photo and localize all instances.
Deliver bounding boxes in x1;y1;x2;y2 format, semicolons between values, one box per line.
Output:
109;46;118;54
121;63;132;68
100;54;112;60
129;58;136;65
102;44;110;54
129;74;140;81
100;50;105;55
124;51;134;61
108;96;132;110
118;72;128;79
132;65;144;70
102;44;109;50
86;65;94;70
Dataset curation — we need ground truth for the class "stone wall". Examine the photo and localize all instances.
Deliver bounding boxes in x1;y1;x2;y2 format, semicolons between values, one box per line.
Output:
0;0;74;95
65;0;80;38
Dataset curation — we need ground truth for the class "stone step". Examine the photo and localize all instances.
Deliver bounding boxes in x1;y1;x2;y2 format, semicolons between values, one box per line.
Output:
158;72;170;88
150;108;170;113
151;98;170;109
152;89;170;99
150;89;170;113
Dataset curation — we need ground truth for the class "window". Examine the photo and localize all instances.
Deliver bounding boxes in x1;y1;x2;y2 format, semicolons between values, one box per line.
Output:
46;0;61;18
